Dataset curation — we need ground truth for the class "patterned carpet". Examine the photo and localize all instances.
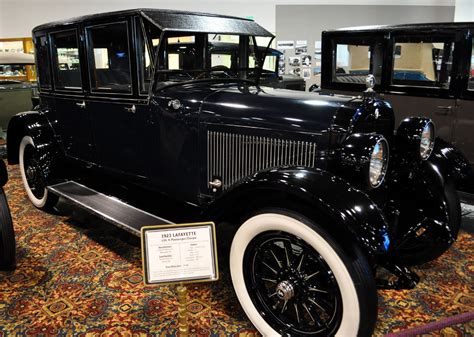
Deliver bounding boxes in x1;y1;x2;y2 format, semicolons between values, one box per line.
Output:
0;163;473;336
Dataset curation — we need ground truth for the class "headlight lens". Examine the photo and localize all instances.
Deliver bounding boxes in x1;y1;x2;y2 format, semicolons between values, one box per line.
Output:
369;138;388;188
420;121;434;160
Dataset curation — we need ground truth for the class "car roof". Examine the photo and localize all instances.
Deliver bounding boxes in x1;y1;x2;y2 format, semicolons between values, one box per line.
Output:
33;8;273;37
324;21;474;33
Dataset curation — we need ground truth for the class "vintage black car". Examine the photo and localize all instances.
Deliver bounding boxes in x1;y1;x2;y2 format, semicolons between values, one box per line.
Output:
320;23;474;200
7;9;461;336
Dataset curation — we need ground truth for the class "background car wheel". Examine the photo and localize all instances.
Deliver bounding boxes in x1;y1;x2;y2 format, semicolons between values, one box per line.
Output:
0;187;15;270
230;209;377;337
19;136;58;210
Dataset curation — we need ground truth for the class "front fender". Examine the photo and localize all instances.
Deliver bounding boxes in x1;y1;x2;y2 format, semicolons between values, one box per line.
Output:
204;167;390;259
428;137;473;192
7;111;59;181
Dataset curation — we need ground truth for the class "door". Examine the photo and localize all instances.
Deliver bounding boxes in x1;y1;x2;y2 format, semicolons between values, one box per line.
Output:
383;32;459;141
84;20;149;176
454;34;474;167
49;28;95;162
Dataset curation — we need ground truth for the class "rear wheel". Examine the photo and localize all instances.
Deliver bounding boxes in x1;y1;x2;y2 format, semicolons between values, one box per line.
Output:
230;210;377;336
19;136;58;210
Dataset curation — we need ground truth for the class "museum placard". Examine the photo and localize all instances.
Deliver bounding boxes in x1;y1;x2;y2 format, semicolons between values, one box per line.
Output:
141;222;219;285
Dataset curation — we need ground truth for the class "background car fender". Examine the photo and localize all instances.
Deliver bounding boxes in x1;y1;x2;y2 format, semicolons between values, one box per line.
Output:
7;111;59;182
203;167;390;260
428;137;473;193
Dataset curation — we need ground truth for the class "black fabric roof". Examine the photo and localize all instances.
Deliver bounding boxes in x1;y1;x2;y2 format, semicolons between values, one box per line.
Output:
142;10;272;36
33;8;273;37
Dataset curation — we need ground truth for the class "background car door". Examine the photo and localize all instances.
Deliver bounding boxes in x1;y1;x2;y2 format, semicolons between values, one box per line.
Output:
453;34;474;168
382;32;459;142
84;20;148;177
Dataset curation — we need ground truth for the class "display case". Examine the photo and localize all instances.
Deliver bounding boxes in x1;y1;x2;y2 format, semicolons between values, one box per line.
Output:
0;37;36;82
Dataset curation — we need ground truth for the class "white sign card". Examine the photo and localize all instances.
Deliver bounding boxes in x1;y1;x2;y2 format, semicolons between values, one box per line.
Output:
276;40;294;50
141;222;219;285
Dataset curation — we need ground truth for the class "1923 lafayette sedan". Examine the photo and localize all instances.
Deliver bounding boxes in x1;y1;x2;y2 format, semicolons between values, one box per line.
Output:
7;9;463;336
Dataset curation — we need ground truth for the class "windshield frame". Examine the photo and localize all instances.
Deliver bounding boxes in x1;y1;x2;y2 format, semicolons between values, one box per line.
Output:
143;22;274;91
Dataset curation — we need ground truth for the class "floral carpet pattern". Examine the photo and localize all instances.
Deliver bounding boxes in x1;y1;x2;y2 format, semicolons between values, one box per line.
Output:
0;163;473;336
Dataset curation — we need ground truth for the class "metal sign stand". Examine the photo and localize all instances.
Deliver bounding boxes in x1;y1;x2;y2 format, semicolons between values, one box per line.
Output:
177;282;189;336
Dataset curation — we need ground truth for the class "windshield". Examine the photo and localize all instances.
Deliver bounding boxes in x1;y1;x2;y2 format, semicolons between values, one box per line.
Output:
142;21;273;87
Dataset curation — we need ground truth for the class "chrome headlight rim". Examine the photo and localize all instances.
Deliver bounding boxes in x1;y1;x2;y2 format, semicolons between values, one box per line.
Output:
419;120;435;160
369;136;389;188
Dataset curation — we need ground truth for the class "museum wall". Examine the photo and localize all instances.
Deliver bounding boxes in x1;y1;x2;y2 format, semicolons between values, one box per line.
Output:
0;0;457;38
276;4;455;89
455;0;474;21
0;0;276;38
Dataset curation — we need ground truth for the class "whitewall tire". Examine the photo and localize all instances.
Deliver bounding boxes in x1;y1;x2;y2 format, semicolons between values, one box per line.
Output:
230;210;377;336
19;136;57;209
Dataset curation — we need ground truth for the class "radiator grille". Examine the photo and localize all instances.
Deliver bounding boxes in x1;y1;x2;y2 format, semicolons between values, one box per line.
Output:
207;131;318;190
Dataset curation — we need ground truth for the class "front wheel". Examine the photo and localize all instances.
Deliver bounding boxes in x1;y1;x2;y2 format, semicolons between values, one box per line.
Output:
230;210;377;337
19;136;58;210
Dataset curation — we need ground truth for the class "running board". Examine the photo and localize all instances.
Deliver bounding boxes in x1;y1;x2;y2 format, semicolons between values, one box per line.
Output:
47;181;172;236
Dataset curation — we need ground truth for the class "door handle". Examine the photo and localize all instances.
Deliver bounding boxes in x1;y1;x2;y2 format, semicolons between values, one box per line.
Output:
124;104;136;113
76;101;86;109
436;105;452;116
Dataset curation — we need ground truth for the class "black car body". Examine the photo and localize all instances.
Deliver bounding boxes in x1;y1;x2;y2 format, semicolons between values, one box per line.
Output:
7;9;461;336
320;23;474;199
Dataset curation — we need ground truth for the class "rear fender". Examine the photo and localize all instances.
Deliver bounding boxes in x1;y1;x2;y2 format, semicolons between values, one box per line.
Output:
7;111;59;181
204;167;390;259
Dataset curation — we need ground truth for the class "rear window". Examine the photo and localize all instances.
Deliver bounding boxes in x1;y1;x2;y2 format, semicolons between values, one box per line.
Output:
35;34;52;89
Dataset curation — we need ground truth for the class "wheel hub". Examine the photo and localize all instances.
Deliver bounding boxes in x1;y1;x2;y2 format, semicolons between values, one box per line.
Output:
26;166;37;180
275;280;295;301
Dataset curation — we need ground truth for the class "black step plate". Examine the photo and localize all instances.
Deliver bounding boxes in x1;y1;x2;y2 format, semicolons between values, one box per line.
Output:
47;181;172;236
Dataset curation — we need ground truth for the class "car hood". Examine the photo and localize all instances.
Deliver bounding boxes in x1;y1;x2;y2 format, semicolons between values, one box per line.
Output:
200;83;355;135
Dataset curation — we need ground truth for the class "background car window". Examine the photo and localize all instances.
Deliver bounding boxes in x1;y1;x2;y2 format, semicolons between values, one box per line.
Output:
87;22;132;93
35;35;52;89
208;35;240;74
468;40;474;91
392;39;453;89
211;53;232;68
167;35;197;70
333;44;373;84
50;29;81;90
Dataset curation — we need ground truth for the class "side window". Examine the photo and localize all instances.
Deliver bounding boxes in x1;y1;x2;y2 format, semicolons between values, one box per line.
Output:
35;34;52;89
50;29;82;90
468;40;474;91
333;43;372;84
392;38;454;89
136;17;161;94
86;22;132;93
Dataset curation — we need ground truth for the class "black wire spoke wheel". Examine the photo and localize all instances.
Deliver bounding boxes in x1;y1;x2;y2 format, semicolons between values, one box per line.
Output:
243;231;343;336
23;144;46;200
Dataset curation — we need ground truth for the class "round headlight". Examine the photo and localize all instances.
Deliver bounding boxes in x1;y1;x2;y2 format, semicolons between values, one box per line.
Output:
420;121;435;160
369;138;389;188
